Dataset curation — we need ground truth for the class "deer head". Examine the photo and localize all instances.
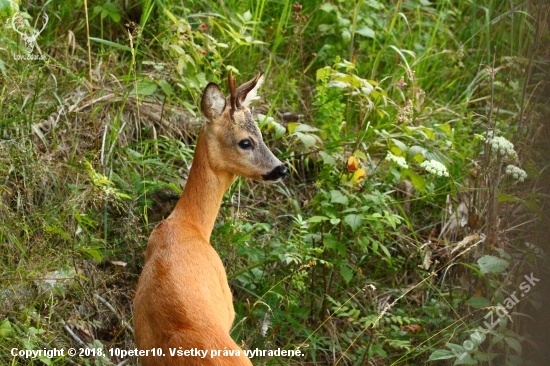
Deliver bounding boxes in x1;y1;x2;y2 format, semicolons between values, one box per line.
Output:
11;11;49;53
200;70;287;181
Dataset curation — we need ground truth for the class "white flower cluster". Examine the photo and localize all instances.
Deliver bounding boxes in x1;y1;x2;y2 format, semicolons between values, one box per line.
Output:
386;151;409;169
488;135;517;160
420;159;449;177
505;165;527;182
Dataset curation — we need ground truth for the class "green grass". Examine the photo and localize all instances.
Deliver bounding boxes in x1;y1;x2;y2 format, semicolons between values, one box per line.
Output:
1;0;549;365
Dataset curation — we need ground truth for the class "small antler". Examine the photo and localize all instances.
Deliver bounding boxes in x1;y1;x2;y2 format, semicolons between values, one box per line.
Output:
37;13;49;35
228;70;238;112
11;12;29;38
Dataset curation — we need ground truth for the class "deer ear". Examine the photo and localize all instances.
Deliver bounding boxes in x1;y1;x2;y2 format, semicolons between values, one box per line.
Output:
201;82;226;121
239;73;264;108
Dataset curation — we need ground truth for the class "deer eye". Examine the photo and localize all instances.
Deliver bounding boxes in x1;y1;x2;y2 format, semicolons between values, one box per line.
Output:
238;139;253;150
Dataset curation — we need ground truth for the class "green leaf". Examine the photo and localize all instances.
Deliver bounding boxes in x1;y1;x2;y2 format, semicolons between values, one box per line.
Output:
158;79;174;96
391;138;408;154
320;3;337;12
309;216;329;223
454;353;476;365
135;80;158;96
293;123;320;133
471;352;497;361
340;29;351;44
330;190;349;205
437;123;452;135
267;120;286;139
344;214;363;232
465;296;491;309
293;132;319;148
355;25;375;38
408;145;426;160
401;169;426;190
79;246;103;262
477;255;509;274
379;242;391;258
89;37;132;51
446;343;465;353
339;264;354;283
428;349;456;361
497;193;522;203
504;336;522;354
100;2;121;22
319;151;336;166
0;318;13;338
0;0;19;18
242;10;252;22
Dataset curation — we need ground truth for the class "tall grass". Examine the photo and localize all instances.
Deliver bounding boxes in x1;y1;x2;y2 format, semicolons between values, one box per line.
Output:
0;0;548;365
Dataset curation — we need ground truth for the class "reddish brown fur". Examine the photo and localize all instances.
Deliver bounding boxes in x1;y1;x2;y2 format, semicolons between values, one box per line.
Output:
134;73;285;365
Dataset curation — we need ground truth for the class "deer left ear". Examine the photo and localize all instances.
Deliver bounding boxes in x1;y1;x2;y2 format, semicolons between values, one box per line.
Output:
238;73;264;108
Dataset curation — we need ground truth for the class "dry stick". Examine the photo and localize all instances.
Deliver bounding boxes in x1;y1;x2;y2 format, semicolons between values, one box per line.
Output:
83;0;93;97
62;323;87;348
93;293;135;334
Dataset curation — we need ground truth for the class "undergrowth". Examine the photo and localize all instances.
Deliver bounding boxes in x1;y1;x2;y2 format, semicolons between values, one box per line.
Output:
1;0;549;365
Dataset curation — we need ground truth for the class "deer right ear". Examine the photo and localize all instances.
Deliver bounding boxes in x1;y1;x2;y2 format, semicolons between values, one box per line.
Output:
201;82;226;121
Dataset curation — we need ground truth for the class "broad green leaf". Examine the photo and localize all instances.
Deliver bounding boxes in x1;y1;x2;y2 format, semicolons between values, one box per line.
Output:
355;25;375;38
504;336;522;354
353;150;367;160
437;123;452;135
401;169;426;190
309;216;329;223
408;145;426;160
287;122;299;134
266;120;286;139
135;80;157;96
428;349;456;361
293;132;318;148
158;79;174;96
477;255;509;274
391;138;408;154
320;3;337;12
0;318;13;338
344;214;363;232
318;23;334;33
330;190;349;205
339;264;354;283
293;123;320;133
340;29;351;44
319;151;336;166
446;343;466;353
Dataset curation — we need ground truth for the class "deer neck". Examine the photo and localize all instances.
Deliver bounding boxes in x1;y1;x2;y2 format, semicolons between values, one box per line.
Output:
171;128;235;241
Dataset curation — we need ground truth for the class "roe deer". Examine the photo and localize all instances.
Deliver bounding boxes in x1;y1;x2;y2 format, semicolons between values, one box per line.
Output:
134;71;286;365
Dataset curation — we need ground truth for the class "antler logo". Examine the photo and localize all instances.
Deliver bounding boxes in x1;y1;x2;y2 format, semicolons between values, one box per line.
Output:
11;11;49;53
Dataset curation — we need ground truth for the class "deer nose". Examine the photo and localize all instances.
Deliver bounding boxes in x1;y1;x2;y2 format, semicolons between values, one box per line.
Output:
262;165;287;181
